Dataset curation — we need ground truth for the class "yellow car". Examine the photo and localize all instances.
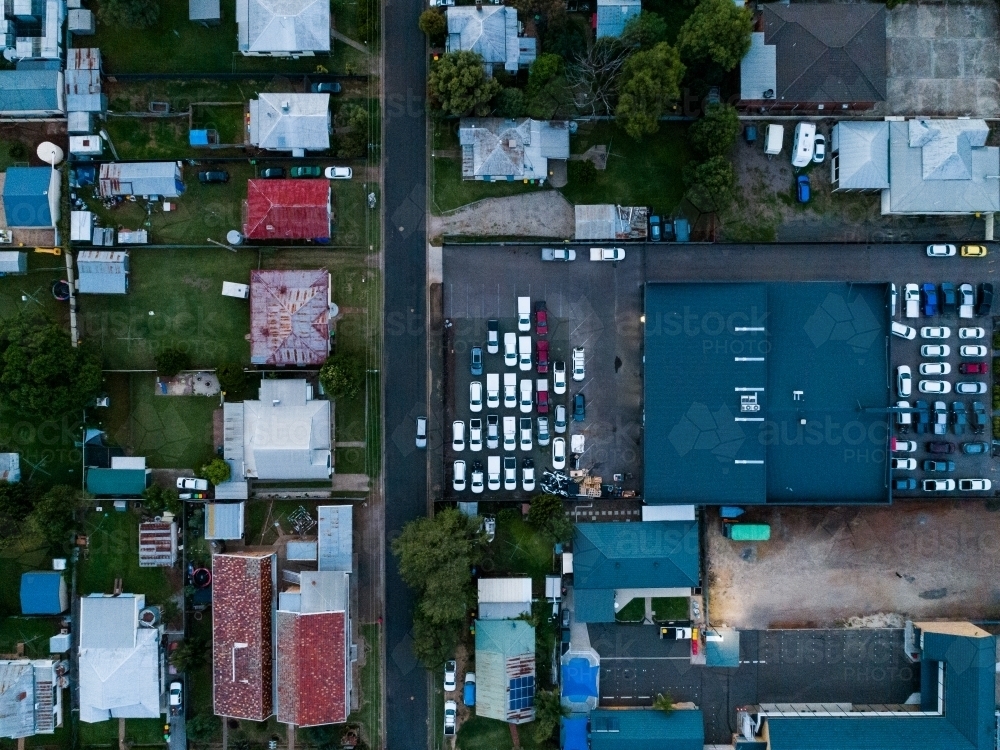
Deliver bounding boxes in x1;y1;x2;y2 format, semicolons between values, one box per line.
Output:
961;245;988;257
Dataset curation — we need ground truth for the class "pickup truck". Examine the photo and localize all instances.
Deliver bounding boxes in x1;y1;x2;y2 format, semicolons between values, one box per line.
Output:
444;700;457;736
659;626;693;640
590;247;625;261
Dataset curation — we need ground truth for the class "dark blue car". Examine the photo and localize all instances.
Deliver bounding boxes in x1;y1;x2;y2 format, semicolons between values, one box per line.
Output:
470;346;483;376
796;175;810;203
894;478;916;491
921;283;938;316
573;393;586;422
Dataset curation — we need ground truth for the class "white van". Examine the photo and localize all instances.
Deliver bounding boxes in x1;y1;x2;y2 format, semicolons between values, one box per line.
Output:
503;416;516;451
791;122;816;168
503;372;516;408
517;297;531;332
518;336;532;371
486;373;500;409
487;455;501;491
765;124;784;156
519;379;533;413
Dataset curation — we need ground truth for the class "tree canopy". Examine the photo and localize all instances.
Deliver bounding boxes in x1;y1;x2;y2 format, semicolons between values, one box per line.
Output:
429;51;503;117
98;0;160;28
615;42;685;139
142;484;182;516
319;352;365;400
494;87;526;117
335;103;370;159
621;10;669;50
418;9;447;41
676;0;753;72
689;103;740;158
685;155;737;210
29;485;83;552
155;347;191;377
0;313;101;420
199;458;231;487
527;494;573;543
533;689;569;742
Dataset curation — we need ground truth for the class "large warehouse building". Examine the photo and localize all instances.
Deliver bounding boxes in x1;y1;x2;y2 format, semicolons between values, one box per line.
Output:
643;282;892;505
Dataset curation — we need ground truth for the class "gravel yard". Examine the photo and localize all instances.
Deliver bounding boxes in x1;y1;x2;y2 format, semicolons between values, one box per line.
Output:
429;192;576;241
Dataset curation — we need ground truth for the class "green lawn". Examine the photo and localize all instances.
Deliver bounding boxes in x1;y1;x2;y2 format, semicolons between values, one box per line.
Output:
479;511;556;592
78;509;174;603
457;716;547;750
79;717;165;747
243;499;317;545
614;597;645;623
652;596;689;622
0;138;31;170
0;617;61;657
432;158;549;215
348;624;382;747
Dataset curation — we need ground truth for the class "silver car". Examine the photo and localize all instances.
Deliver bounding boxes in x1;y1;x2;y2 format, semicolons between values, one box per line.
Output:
415;416;427;449
554;404;567;434
572;347;585;381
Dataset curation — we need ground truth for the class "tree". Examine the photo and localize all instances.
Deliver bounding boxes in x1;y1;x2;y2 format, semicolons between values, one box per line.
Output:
543;15;588;60
320;352;365;400
356;0;380;45
28;485;82;552
689;103;740;158
428;51;502;117
676;0;752;72
0;482;39;548
199;458;231;487
335;103;370;159
566;38;631;116
155;347;191;377
0;313;101;420
533;689;569;742
653;693;675;714
685;155;737;210
569;159;598;186
216;363;247;397
494;88;525;118
621;10;668;49
98;0;160;28
527;494;572;543
142;484;181;516
185;714;218;744
419;9;446;42
528;53;563;94
171;635;209;673
615;42;685;140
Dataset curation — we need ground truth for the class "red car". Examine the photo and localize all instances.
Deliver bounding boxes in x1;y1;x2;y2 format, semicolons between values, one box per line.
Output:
959;362;988;375
535;301;548;336
537;388;549;414
536;340;549;374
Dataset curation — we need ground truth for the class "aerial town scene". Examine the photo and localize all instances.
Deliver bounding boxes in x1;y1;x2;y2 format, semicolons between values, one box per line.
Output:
1;0;1000;749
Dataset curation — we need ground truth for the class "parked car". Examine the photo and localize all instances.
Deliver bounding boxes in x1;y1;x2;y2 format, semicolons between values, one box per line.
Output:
519;380;533;413
952;402;969;434
573;393;586;422
469;419;482;451
452;421;465;451
470;345;483;375
487;320;499;354
536;384;549;414
444;701;457;736
959;283;975;318
504;332;517;366
976;282;994;316
486;415;499;449
891;458;916;470
959;478;992;491
921;283;938;316
796;174;810;202
649;215;662;242
920;326;951;339
552;437;566;470
553;361;567;394
470;462;484;494
923;478;956;491
961;244;988;257
962;441;989;454
521;458;535;491
960;345;987;357
894;478;917;490
324;166;353;179
919;362;950;376
897;365;912;397
919;380;951;394
452;461;466;491
503;373;516;408
198;170;228;184
972;403;989;433
444;661;457;692
940;282;957;315
554;404;567;434
959;362;988;375
169;682;182;715
933;401;948;435
503;456;516;490
415;416;427;449
463;673;476;707
927;441;956;454
260;167;285;178
959;327;985;339
891;322;916;340
891;438;917;452
921;344;950;357
956;381;988;394
177;477;209;491
541;247;576;261
590;247;625;261
922;459;955;472
535;301;548;336
469;381;483;412
926;244;956;257
890;283;897;317
536;340;549;374
519;418;532;451
904;283;920;318
537;417;550;447
290;165;322;178
572;347;585;381
812;134;826;163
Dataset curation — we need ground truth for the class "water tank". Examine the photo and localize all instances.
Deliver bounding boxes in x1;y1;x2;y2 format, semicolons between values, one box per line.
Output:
138;606;160;627
36;141;64;165
226;230;243;245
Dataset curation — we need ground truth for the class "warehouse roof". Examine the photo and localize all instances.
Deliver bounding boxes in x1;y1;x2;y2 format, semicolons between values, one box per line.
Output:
0;71;62;113
3;167;53;227
589;709;704;750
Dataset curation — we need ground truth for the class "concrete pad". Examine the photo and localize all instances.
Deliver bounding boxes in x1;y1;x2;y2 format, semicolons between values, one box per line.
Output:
888;37;932;78
945;3;978;37
931;38;963;78
947;77;979;115
976;78;1000;116
916;3;947;36
917;79;950;114
886;3;920;37
966;38;1000;78
886;76;919;109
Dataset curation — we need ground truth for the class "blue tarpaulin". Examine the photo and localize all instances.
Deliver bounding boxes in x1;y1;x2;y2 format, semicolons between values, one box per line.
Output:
561;717;588;750
189;129;210;146
562;658;599;703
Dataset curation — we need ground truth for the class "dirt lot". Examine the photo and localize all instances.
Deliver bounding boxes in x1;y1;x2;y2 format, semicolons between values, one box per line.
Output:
707;501;1000;629
429;192;575;241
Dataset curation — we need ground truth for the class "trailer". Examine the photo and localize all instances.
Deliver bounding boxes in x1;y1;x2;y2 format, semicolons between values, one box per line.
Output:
765;124;784;157
723;523;771;541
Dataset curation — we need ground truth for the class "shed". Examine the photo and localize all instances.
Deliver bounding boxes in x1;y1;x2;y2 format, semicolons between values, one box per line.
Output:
85;467;149;496
318;505;353;572
595;0;641;38
3;167;56;227
138;521;177;567
205;503;245;540
99;162;184;198
0;253;27;275
222;281;249;298
76;250;129;294
20;572;68;615
478;577;532;620
71;211;94;242
189;0;221;24
67;110;92;134
0;70;64;116
69;135;102;156
68;8;95;33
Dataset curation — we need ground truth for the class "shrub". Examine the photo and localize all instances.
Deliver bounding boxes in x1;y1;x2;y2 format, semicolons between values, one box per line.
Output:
216;363;247;396
320;353;365;399
155;347;191;377
199;458;231;486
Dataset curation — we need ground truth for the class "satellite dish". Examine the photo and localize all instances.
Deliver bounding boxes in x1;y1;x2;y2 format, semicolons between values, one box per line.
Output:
37;142;64;165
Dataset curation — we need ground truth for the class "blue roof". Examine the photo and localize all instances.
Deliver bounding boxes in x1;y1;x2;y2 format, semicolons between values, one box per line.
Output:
3;167;52;227
590;709;704;750
596;2;641;38
705;628;740;667
20;571;66;614
0;70;61;113
562;658;599;703
573;587;615;623
562;717;588;750
767;717;978;750
573;522;699;590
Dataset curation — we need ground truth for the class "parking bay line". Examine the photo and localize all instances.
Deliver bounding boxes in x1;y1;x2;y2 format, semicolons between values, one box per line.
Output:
601;656;692;660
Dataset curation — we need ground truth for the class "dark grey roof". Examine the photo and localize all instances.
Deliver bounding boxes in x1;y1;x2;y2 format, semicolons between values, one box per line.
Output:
762;3;886;103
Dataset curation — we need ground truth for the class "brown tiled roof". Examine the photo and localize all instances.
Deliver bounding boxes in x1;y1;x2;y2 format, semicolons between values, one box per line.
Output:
276;610;347;726
212;553;275;720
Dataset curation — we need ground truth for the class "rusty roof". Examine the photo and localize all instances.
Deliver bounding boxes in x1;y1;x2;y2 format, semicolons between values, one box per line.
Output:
137;521;176;567
275;610;347;726
249;269;330;366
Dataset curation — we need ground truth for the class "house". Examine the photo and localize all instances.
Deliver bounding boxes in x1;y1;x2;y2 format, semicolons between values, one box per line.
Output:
242;179;331;240
739;3;885;110
475;619;535;724
830;121;889;192
247;94;330;156
595;0;640;39
212;552;276;720
138;522;177;567
571;522;699;623
85;465;150;496
446;6;536;73
68;7;95;34
76;250;129;294
3;167;59;228
205;503;246;540
574;205;648;240
65;48;105;113
237;0;330;56
20;572;68;615
318;505;353;572
738;622;994;750
0;70;65;116
588;709;705;750
478;578;532;620
0;0;64;61
248;269;331;365
78;594;162;722
0;452;21;481
0;252;27;275
190;0;221;25
276;570;351;726
223;379;332;481
99;162;184;198
0;660;64;738
458;119;569;183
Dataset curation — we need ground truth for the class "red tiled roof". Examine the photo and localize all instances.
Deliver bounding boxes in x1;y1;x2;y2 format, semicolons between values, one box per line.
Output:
242;179;331;240
212;553;275;720
276;611;347;726
249;269;330;366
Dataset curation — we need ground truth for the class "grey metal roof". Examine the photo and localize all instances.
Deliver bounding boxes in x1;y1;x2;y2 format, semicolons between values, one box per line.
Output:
446;6;521;71
318;505;352;572
0;71;61;113
461;118;569;180
0;253;25;274
237;0;330;52
832;121;889;190
740;32;777;100
0;661;36;738
299;570;348;613
248;94;330;152
595;0;640;39
98;162;183;198
0;452;20;482
205;502;245;540
79;596;140;649
190;0;220;20
76;250;128;294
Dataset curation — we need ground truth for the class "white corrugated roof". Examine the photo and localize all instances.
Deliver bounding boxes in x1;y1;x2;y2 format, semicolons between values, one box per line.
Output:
478;577;532;603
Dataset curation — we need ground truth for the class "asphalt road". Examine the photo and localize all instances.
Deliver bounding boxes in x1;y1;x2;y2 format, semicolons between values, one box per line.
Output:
383;0;429;744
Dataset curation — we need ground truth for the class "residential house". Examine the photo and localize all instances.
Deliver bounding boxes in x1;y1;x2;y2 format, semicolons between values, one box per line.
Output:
0;660;64;738
189;0;221;25
85;459;150;496
571;522;699;623
458;118;569;183
242;179;331;241
595;0;640;39
446;5;536;74
76;250;129;294
478;578;532;620
138;522;177;567
0;70;65;116
475;619;535;724
0;0;64;61
0;252;27;275
65;48;105;114
205;503;246;540
223;379;332;481
236;0;330;56
830;121;889;192
318;505;353;572
248;269;332;365
586;709;705;750
98;162;184;198
78;594;163;722
20;571;68;615
3;167;59;228
739;3;885;111
248;94;330;156
212;552;276;720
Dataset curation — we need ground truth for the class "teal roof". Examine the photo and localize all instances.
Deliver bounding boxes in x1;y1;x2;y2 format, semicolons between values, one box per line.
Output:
573;522;699;590
476;618;535;656
921;631;995;750
573;588;615;623
86;468;148;496
590;709;704;750
767;717;978;750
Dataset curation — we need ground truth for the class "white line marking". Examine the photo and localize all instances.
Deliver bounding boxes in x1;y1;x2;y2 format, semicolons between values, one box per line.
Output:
735;418;764;422
735;460;764;464
735;387;764;392
735;357;765;362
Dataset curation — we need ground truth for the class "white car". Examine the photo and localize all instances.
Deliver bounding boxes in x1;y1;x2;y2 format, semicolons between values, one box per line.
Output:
469;419;482;452
572;347;585;381
415;416;427;449
541;247;576;261
919;362;950;376
469;381;483;412
893;439;917;452
324;166;353;179
896;400;912;427
959;479;992;491
554;404;567;434
444;661;457;692
177;477;209;491
920;326;951;339
956;382;988;394
891;322;916;340
959;283;975;318
452;420;465;451
812;133;826;163
504;375;516;408
590;247;625;261
921;344;950;357
487;459;501;491
169;682;182;715
519;379;533;413
890;283;897;317
522;459;535;491
519;419;533;451
960;345;987;357
904;283;920;318
923;478;955;491
486;416;499;449
959;327;985;339
897;365;911;397
503;332;517;367
552;437;566;470
444;701;457;737
452;461;466;491
926;244;956;257
553;361;567;394
919;380;952;394
503;457;517;490
470;464;484;494
486;377;499;409
487;320;499;354
891;458;916;470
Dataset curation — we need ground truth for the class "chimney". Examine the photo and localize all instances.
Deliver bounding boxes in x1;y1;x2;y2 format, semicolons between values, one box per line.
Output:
281;100;290;111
